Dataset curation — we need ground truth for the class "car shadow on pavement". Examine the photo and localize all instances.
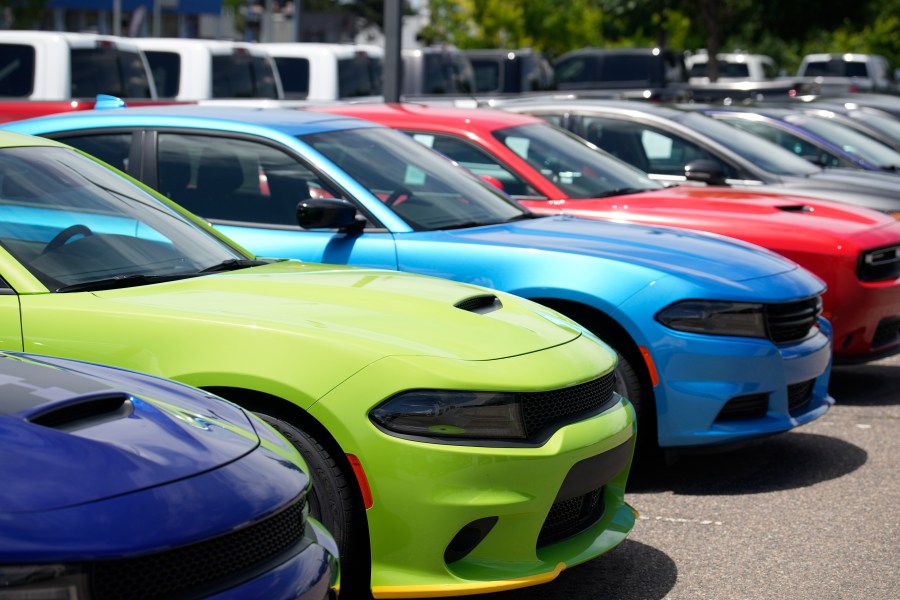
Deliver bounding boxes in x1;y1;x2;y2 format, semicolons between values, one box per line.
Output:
474;540;676;600
628;432;866;495
830;360;900;406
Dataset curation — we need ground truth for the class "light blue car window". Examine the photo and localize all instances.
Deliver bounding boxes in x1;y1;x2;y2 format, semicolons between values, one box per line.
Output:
0;146;241;291
157;133;336;227
718;118;841;168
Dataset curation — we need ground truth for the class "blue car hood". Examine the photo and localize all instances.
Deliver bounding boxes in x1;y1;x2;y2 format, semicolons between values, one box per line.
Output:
0;354;259;513
452;216;799;283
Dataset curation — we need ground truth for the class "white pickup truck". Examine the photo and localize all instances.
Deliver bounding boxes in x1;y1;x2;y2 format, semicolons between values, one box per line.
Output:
0;30;158;121
257;42;383;101
0;30;156;100
131;37;283;100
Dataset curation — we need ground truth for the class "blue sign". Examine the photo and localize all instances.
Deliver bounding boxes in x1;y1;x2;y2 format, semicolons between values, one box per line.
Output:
48;0;223;15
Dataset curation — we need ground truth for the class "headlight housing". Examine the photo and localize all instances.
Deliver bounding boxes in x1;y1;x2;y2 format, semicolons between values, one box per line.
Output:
370;390;526;441
656;300;767;338
0;565;88;599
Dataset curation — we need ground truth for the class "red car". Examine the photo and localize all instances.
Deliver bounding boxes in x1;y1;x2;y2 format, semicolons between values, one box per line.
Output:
316;103;900;363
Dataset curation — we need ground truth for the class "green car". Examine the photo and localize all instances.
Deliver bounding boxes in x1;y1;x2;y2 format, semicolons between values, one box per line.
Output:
0;132;635;597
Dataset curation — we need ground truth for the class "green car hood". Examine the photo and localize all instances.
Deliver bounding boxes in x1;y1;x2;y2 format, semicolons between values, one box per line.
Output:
22;262;584;401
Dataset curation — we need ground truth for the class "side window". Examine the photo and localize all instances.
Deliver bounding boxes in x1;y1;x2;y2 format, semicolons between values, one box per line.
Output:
144;51;182;98
0;44;36;97
411;132;540;197
55;133;133;174
580;117;651;172
156;133;336;226
721;119;839;167
274;57;310;99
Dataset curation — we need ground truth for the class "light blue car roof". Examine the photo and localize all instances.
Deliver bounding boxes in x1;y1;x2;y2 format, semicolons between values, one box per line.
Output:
4;104;381;138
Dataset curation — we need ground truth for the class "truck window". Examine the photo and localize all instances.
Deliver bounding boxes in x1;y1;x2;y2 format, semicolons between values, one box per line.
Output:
144;51;182;98
338;54;382;98
212;53;279;99
273;57;310;99
0;44;36;97
70;46;153;98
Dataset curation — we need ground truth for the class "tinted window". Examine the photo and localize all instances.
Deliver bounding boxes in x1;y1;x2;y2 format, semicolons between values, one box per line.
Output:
56;133;133;173
71;46;153;98
212;53;279;98
578;116;734;178
410;132;540;197
157;133;332;225
337;54;382;98
144;51;182;98
491;122;661;198
0;44;36;97
274;56;310;99
717;118;840;167
471;59;501;93
423;53;474;94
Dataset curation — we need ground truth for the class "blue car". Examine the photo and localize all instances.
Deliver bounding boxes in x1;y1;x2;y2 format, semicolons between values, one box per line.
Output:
5;106;835;456
0;351;338;599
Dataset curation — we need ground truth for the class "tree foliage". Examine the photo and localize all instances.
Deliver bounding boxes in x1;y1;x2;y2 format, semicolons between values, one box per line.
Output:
422;0;900;73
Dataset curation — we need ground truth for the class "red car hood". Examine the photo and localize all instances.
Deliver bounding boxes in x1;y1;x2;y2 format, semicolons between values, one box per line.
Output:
522;185;900;251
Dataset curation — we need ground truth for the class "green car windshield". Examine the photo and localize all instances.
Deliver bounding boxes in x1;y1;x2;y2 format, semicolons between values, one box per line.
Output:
0;146;247;292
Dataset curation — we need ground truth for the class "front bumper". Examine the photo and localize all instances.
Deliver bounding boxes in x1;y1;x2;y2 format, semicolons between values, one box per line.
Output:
310;333;636;597
649;317;834;448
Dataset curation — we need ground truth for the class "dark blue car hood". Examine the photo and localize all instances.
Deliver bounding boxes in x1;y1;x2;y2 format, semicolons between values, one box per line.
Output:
0;354;259;513
446;215;799;283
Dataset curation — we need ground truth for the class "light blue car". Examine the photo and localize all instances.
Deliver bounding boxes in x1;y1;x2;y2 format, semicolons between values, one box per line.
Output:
5;105;835;458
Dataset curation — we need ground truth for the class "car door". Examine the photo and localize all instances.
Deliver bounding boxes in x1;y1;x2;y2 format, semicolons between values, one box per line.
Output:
53;129;401;269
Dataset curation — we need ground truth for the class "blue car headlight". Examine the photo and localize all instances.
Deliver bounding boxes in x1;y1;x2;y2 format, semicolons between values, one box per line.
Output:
656;300;767;338
370;390;526;440
0;565;88;599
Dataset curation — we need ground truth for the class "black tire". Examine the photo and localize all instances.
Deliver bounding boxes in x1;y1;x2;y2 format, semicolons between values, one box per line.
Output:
612;351;663;472
255;414;372;599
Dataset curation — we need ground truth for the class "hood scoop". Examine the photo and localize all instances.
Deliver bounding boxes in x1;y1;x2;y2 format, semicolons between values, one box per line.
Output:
776;204;814;213
455;294;503;315
29;394;134;432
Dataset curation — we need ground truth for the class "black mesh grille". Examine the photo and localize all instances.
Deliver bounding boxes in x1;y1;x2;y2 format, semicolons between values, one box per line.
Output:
715;393;768;421
537;487;605;548
766;296;822;343
90;494;307;600
871;316;900;349
454;294;502;314
787;379;815;413
521;372;617;440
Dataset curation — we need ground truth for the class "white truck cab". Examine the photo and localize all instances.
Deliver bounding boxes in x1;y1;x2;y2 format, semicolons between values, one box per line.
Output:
686;51;781;83
0;31;156;100
258;42;383;101
131;38;283;100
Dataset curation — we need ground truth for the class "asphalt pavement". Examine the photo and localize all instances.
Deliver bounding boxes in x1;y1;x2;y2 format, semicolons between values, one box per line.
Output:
477;354;900;600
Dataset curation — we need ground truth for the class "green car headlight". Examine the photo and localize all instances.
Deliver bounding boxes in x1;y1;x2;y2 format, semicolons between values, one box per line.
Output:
0;565;88;599
656;300;766;338
370;390;526;440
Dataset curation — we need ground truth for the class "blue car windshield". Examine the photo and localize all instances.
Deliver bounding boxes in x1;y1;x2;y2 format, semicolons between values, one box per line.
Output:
491;123;663;198
675;112;822;176
301;126;530;231
0;146;245;291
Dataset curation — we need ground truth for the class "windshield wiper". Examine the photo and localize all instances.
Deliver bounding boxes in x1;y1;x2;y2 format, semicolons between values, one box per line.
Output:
198;258;279;273
57;274;195;293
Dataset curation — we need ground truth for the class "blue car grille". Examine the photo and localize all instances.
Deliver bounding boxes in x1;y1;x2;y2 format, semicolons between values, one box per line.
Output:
90;494;308;600
766;296;822;343
521;371;617;441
